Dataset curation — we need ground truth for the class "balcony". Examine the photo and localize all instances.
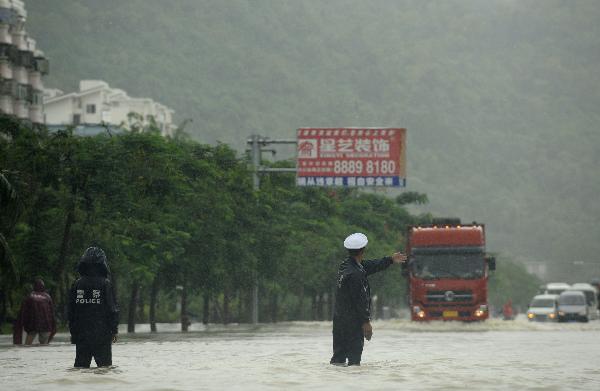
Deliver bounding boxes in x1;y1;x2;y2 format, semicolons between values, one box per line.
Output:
28;70;41;89
0;60;12;79
0;24;11;44
0;42;17;61
0;78;17;95
17;49;32;68
0;95;13;114
29;104;43;123
13;99;28;119
33;56;48;74
11;0;26;19
11;31;25;50
0;6;12;26
12;66;27;84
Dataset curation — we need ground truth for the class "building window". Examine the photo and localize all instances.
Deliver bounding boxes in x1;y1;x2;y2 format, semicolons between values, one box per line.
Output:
86;104;96;114
16;84;29;100
0;44;18;62
32;91;43;105
73;114;81;125
17;51;33;68
0;79;16;95
33;57;50;74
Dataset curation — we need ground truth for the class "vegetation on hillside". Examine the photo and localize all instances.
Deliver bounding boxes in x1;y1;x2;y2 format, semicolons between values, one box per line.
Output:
27;1;600;279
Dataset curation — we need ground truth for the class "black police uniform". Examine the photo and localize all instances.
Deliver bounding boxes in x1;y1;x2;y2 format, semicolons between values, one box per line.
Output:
330;256;392;366
68;247;119;368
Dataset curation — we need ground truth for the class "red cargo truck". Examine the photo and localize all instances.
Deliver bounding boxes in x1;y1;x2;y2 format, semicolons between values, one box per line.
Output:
402;219;496;321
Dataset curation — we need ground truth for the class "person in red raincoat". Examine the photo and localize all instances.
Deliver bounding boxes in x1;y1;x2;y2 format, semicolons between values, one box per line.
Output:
502;299;514;320
13;279;57;345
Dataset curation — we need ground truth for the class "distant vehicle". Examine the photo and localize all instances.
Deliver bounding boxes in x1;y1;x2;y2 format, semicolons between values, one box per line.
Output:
568;283;599;320
544;282;571;296
557;291;588;322
527;294;559;322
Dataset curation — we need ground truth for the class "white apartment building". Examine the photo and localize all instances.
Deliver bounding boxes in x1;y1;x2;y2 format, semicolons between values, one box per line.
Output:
43;80;175;137
0;0;49;123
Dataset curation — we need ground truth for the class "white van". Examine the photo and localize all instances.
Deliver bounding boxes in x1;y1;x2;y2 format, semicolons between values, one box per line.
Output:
527;294;559;322
544;282;571;296
568;283;599;320
558;291;589;322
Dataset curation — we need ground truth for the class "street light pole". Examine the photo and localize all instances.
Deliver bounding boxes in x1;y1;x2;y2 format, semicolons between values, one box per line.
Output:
250;134;260;325
247;134;297;325
250;134;261;192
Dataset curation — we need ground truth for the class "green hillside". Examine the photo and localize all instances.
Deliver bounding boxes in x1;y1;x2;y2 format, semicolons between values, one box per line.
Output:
27;0;600;279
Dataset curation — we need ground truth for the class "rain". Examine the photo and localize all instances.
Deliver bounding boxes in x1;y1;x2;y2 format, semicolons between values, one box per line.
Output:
1;1;600;390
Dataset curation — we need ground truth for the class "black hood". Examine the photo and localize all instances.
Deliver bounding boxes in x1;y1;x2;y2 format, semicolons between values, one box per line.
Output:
33;278;45;292
77;247;110;277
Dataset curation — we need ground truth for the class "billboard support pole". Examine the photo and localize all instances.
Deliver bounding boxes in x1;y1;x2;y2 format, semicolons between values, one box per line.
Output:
247;134;297;325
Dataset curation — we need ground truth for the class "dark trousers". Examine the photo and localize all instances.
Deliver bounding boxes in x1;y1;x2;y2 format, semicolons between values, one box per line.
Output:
330;321;364;366
74;343;112;367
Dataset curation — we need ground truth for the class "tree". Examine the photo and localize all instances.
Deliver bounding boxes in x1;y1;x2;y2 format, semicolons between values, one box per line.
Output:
0;171;20;328
0;116;543;330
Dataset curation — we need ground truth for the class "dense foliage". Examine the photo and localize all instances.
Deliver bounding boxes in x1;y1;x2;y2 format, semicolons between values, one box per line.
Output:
1;116;540;330
27;0;600;280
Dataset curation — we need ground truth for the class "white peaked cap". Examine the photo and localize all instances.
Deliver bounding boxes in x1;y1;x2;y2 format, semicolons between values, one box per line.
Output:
343;233;368;249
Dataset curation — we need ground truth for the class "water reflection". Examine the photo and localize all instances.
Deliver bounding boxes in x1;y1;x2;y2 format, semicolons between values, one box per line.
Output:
66;366;121;375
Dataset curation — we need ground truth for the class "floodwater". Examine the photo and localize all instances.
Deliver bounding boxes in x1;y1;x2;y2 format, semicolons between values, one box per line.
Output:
2;318;600;390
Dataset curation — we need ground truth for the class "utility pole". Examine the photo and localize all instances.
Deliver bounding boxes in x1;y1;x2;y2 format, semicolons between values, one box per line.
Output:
247;134;297;324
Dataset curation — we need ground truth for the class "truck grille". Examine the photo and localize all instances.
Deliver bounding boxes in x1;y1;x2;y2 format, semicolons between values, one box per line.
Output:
426;290;473;303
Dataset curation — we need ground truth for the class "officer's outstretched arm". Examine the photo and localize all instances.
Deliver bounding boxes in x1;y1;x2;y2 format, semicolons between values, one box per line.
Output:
362;256;393;276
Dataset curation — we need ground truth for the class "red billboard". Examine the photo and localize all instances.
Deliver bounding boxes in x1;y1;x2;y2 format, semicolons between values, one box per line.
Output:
296;128;406;187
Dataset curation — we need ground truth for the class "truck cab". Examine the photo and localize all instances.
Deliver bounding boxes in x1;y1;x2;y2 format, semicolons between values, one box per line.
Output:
403;220;495;321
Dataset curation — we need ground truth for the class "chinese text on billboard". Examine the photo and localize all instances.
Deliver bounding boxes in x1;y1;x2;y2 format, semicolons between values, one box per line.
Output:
296;128;406;187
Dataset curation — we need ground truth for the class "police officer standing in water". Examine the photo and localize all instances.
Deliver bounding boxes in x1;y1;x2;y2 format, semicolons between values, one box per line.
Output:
68;247;119;368
330;233;407;366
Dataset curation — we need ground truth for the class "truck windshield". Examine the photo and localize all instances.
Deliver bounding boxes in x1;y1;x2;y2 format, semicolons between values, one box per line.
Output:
411;253;484;280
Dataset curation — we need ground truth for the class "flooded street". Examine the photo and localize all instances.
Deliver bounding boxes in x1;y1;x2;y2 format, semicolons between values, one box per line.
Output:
2;319;600;391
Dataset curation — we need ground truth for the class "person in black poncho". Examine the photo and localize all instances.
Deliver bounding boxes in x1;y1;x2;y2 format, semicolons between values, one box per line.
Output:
68;246;119;368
